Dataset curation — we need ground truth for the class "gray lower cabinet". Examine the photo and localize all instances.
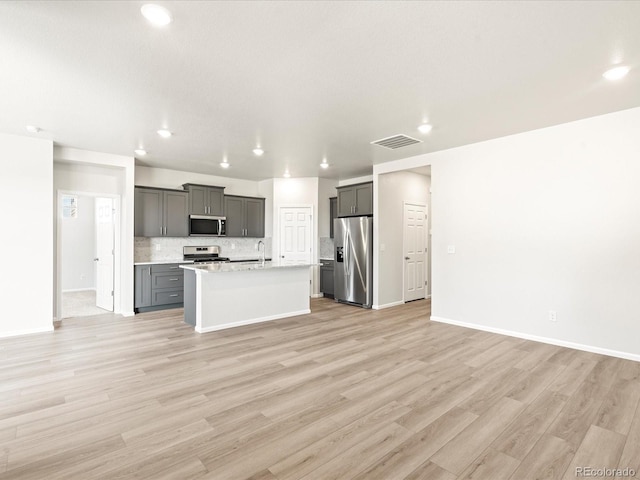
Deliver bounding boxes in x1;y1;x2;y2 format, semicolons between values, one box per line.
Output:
224;195;265;237
320;259;334;298
135;263;185;312
135;187;189;237
183;183;225;216
337;182;373;217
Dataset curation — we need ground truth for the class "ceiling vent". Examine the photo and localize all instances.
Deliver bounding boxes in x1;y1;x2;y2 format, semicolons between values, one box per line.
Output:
371;134;422;149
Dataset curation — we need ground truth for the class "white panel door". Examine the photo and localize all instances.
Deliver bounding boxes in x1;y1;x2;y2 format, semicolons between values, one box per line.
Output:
279;207;312;264
404;203;427;302
95;198;114;311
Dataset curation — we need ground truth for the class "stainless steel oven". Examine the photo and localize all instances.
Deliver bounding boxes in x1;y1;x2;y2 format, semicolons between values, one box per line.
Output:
188;215;226;237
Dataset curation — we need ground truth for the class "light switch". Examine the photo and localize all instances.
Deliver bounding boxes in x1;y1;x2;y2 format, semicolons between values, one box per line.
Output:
380;243;386;252
447;245;456;254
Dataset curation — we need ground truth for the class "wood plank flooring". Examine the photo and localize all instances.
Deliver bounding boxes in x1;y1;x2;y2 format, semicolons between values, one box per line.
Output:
1;298;639;479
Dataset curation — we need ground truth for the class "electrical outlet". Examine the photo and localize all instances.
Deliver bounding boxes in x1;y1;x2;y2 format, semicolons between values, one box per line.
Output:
231;243;235;250
549;310;557;322
155;244;161;251
447;245;456;254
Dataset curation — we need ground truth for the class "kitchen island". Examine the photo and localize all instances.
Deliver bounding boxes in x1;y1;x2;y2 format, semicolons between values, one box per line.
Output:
181;261;317;333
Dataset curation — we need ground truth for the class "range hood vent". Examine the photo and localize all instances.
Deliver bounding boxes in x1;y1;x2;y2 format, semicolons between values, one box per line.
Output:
371;134;422;149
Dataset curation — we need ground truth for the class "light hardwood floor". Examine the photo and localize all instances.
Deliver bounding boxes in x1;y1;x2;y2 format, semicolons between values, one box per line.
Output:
1;298;639;479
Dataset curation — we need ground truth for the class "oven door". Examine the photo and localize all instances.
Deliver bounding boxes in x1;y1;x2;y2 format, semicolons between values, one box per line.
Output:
189;215;226;236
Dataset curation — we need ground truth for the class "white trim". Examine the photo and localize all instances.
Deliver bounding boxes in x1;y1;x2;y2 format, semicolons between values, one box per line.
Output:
310;293;323;298
195;309;311;333
372;300;405;310
62;288;96;293
0;326;54;338
430;316;640;363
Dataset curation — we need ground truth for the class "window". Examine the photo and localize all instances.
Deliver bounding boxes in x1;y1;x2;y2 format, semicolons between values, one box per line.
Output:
62;195;78;219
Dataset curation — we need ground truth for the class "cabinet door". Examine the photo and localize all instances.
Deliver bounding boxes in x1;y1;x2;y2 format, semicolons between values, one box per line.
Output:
135;188;163;237
134;265;152;308
337;187;355;217
208;188;225;216
354;183;373;215
188;186;207;215
245;198;265;237
329;197;337;238
224;196;245;237
164;191;189;237
320;266;334;296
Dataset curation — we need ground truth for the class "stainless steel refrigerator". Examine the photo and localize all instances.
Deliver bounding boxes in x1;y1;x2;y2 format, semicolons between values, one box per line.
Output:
334;216;373;308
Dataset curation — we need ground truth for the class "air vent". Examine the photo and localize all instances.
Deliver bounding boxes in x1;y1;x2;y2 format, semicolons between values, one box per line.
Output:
371;134;422;149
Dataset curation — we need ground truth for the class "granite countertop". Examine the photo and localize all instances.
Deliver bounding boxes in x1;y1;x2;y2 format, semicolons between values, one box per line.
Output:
319;257;334;261
181;261;318;273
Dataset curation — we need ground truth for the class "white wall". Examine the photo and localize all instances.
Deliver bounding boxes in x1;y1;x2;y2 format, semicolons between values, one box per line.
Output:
318;178;338;238
136;166;261;197
54;147;135;317
375;106;640;360
376;171;430;307
273;177;320;295
0;133;53;337
61;194;95;291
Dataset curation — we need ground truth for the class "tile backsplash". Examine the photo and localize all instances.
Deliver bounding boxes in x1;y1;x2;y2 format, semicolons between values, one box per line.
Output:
320;237;334;259
135;237;272;262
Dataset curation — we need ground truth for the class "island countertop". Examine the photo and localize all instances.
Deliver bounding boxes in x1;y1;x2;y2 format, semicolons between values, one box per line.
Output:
180;261;318;274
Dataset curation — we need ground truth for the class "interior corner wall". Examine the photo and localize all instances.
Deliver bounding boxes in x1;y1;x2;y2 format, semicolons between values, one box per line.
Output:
0;133;53;337
377;171;430;307
318;178;338;238
273;178;320;294
427;106;640;359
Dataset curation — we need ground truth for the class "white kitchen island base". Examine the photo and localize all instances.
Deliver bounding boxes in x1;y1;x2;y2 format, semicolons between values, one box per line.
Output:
182;262;314;333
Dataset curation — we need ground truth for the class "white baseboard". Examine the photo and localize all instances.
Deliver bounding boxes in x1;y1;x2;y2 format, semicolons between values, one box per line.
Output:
121;311;135;317
62;288;96;293
196;309;311;333
372;301;405;310
430;316;640;363
0;325;54;338
310;293;323;298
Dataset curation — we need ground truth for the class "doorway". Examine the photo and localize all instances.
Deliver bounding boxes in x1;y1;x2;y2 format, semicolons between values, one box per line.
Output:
403;202;428;302
58;192;119;319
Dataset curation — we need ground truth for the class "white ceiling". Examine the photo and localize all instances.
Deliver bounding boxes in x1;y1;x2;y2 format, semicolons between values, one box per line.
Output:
1;1;639;181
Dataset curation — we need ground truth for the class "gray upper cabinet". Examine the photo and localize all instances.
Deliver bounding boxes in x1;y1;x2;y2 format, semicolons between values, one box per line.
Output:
329;197;337;238
135;187;188;237
183;184;225;216
224;195;265;237
337;182;373;217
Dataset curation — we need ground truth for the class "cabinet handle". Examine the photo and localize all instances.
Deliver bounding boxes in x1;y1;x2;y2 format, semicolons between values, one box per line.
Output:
169;294;179;297
169;266;179;269
169;278;179;281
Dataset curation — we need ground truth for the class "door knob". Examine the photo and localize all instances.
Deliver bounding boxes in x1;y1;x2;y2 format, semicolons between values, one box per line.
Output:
405;256;410;260
94;257;99;261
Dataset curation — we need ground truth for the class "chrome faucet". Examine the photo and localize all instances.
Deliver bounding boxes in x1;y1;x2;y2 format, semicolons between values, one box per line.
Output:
257;240;265;264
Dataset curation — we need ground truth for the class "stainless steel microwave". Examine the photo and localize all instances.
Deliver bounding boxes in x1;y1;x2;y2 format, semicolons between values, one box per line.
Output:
189;215;226;236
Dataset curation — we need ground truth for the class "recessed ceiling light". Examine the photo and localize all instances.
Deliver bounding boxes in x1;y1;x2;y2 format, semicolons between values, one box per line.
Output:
320;159;329;169
141;4;172;27
253;147;264;156
603;65;630;81
220;160;230;169
157;129;172;138
283;170;291;178
25;125;40;133
134;149;147;156
418;123;433;134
